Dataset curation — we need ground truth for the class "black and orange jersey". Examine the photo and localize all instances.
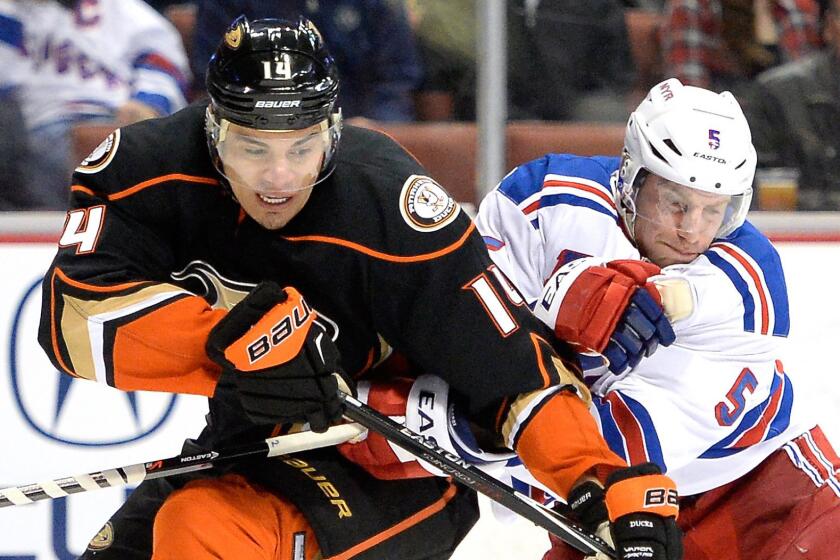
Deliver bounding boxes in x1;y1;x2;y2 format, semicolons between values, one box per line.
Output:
38;102;624;496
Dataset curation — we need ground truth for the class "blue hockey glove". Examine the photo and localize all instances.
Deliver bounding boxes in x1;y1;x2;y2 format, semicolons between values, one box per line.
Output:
602;287;676;375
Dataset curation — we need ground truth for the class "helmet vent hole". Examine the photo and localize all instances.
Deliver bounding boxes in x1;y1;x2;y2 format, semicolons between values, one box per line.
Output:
663;139;682;156
648;142;667;163
715;183;722;188
690;177;696;182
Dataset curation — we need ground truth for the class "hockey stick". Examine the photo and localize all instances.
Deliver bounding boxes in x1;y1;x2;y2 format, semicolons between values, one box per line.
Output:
0;422;365;508
338;392;617;559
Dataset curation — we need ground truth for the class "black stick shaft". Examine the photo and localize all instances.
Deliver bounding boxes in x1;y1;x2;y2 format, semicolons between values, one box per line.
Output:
339;392;616;558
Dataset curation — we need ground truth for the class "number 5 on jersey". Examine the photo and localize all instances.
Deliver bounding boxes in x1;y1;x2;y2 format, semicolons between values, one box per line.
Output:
59;206;106;254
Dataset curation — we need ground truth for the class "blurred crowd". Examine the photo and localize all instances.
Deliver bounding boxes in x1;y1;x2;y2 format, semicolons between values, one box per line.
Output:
1;0;837;210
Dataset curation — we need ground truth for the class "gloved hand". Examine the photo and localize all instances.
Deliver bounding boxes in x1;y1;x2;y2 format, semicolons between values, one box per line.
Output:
546;463;683;560
338;374;456;479
206;282;352;432
535;258;676;374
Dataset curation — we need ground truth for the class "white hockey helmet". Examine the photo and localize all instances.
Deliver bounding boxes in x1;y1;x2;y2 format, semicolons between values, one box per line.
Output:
617;78;756;239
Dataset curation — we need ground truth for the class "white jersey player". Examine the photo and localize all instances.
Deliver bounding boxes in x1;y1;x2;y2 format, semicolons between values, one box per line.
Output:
0;0;189;208
339;78;839;560
472;79;840;559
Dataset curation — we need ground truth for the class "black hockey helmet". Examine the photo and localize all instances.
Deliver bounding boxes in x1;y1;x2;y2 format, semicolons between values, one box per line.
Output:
205;16;343;191
206;15;340;130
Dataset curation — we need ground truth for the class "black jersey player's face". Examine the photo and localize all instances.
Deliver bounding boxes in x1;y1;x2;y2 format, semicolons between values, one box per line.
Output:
219;121;329;230
634;175;730;267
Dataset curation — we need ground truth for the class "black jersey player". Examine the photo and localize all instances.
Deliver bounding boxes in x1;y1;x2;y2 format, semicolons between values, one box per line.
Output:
38;16;682;560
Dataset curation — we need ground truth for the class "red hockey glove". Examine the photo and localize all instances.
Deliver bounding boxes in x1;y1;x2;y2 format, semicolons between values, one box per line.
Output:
338;375;454;479
206;282;352;433
536;258;676;374
544;463;683;560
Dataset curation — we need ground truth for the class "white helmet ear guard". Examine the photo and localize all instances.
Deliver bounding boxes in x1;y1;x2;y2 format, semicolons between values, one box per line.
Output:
618;78;756;239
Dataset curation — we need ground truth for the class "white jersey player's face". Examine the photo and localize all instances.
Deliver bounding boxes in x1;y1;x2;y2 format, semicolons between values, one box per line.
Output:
634;174;730;267
217;119;333;230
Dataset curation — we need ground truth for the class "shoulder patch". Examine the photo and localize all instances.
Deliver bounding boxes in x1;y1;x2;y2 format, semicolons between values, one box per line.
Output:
399;175;460;232
86;521;114;551
76;129;121;174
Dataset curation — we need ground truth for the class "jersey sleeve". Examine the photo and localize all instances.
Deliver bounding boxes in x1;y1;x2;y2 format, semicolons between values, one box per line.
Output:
659;221;790;343
368;222;627;496
367;205;562;410
474;185;547;305
118;0;190;116
594;350;795;493
362;165;626;497
475;154;635;309
38;129;225;397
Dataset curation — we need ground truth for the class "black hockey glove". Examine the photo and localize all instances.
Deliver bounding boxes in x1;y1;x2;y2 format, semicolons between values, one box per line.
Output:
206;282;352;433
554;463;683;560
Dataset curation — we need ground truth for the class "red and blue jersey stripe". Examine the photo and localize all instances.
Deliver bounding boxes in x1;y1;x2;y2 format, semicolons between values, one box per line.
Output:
131;51;189;115
498;154;621;225
0;12;24;52
706;221;790;336
482;236;506;252
595;391;666;471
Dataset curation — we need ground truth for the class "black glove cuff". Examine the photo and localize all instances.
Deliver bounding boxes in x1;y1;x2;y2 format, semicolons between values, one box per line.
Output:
567;480;608;530
606;461;662;487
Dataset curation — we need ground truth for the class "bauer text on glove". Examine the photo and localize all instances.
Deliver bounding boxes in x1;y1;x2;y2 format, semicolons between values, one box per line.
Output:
206;282;352;432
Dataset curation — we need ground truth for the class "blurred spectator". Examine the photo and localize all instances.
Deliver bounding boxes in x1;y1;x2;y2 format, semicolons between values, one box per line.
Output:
190;0;422;122
410;0;476;120
142;1;196;59
661;0;822;101
412;0;636;122
627;0;666;8
143;0;191;13
0;89;35;209
508;0;636;121
749;0;840;209
0;0;190;210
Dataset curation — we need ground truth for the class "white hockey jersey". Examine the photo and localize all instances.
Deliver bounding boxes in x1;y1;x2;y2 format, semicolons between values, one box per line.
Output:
475;153;815;496
0;0;189;130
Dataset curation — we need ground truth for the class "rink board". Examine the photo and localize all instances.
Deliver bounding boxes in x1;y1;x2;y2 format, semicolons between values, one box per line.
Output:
0;231;837;559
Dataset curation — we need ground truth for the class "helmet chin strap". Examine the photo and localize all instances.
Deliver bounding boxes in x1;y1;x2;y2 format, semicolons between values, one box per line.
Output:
614;168;640;244
619;206;638;244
